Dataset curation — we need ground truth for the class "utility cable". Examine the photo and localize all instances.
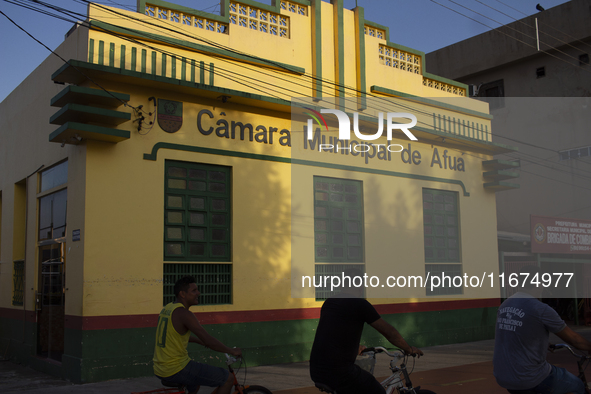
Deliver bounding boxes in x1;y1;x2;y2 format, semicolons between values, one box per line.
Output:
0;8;138;112
428;0;591;74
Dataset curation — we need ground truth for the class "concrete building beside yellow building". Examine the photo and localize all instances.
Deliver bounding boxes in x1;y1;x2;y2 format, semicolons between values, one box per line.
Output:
0;0;517;383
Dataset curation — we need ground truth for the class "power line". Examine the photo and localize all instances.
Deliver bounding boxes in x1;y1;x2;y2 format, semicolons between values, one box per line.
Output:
8;0;591;187
0;8;137;112
493;0;591;51
473;0;590;66
428;0;591;75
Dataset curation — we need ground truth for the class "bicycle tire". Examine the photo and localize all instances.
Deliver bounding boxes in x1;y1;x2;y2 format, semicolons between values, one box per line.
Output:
241;385;273;394
414;389;437;394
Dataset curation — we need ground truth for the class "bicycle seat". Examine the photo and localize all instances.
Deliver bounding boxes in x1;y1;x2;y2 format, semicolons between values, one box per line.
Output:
160;379;184;388
314;382;336;393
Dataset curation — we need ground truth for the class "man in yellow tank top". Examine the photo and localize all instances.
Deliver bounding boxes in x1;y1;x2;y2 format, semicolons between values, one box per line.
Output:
153;276;242;394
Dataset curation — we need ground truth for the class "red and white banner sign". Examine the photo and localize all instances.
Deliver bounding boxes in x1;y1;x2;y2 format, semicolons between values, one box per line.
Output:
531;215;591;254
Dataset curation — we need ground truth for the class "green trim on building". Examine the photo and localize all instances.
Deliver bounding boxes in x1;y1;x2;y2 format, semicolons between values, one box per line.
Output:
98;40;104;65
52;60;292;110
50;103;131;126
131;47;137;71
370;85;492;120
49;122;131;144
120;45;126;69
312;0;322;99
50;85;130;108
332;0;345;109
88;38;94;63
0;306;497;383
423;72;469;91
109;42;115;67
89;21;306;75
143;142;472;196
412;125;517;154
354;6;366;110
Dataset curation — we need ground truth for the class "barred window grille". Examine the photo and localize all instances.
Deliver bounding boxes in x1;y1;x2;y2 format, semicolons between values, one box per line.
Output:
314;177;364;263
229;2;290;38
379;45;421;75
144;4;229;34
314;264;365;301
364;25;386;40
164;161;231;262
423;189;462;296
12;260;24;306
425;263;463;296
163;263;232;305
423;189;460;263
423;77;466;96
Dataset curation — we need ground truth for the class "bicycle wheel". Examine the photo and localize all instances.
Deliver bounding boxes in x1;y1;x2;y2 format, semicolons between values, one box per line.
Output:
415;389;437;394
242;385;273;394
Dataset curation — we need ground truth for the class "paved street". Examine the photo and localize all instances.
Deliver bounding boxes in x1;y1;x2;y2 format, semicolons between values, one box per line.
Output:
1;326;589;394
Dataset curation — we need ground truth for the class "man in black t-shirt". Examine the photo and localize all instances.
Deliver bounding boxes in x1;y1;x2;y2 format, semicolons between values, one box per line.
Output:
309;285;422;394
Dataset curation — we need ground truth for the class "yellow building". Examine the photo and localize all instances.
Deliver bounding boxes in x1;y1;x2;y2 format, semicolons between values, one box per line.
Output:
0;0;517;383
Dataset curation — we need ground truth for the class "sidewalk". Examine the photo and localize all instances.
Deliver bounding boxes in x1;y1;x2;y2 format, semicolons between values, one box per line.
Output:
1;326;589;394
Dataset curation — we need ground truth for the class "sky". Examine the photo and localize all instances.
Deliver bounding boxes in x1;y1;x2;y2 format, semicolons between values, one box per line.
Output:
0;0;570;102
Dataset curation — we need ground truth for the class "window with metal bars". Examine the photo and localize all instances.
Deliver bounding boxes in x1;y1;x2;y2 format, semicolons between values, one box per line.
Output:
163;263;232;305
12;260;24;306
423;189;462;295
314;263;365;301
313;177;364;263
164;161;231;261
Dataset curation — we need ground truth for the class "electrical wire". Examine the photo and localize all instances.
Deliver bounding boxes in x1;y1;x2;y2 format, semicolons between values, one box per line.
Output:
475;0;591;62
493;0;591;51
7;0;591;186
428;0;591;74
0;8;138;113
444;0;590;67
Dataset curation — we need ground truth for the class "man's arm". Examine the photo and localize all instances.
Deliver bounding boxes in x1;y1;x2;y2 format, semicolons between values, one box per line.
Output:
555;326;591;353
176;308;242;357
370;318;423;357
189;336;206;346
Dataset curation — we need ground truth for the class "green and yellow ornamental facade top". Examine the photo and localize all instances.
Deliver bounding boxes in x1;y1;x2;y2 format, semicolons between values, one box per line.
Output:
0;0;518;385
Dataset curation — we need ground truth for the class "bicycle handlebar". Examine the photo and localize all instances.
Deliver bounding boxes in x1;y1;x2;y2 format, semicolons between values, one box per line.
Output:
549;343;590;359
225;354;241;365
361;346;405;358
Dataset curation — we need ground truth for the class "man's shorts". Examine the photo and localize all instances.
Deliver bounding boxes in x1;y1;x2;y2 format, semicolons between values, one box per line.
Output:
158;360;229;392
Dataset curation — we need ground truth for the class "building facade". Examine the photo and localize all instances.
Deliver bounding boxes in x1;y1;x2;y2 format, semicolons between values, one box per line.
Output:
1;0;511;382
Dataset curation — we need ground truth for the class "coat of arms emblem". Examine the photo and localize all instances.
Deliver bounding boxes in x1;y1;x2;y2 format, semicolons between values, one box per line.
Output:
157;99;183;133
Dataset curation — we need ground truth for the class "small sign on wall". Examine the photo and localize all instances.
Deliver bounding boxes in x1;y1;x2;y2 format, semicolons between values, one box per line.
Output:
72;229;81;242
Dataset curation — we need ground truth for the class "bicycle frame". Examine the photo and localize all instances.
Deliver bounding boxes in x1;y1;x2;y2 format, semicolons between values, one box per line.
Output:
363;347;419;394
550;343;591;394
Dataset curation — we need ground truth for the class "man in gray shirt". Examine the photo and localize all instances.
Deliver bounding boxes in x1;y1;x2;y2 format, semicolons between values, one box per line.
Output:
493;267;591;394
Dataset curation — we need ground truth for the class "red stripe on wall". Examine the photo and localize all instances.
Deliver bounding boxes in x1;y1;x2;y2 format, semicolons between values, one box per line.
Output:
1;298;501;331
0;307;36;322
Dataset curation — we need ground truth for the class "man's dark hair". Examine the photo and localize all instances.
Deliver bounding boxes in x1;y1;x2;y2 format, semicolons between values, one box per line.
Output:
174;276;196;298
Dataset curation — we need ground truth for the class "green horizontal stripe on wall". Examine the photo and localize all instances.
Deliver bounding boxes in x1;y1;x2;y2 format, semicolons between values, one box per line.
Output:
1;306;497;383
143;142;471;196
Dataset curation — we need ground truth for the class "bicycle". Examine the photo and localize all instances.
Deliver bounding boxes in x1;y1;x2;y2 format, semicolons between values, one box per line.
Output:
314;346;436;394
549;343;591;394
132;354;272;394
